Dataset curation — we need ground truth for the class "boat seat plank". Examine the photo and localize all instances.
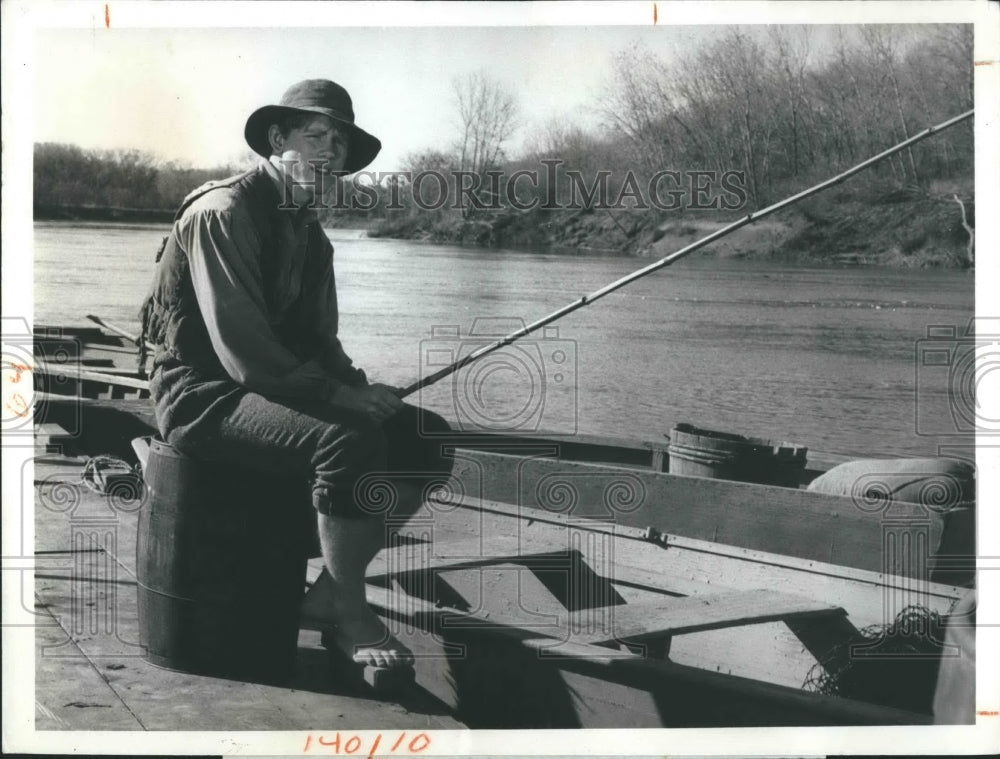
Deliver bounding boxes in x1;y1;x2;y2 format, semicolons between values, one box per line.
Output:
35;361;151;391
363;584;931;726
566;589;846;645
34;422;72;439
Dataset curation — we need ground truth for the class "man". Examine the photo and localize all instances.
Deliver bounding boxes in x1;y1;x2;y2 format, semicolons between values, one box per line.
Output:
140;79;451;671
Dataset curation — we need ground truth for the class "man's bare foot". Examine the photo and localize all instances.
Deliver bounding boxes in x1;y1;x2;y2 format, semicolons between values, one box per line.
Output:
304;569;413;669
322;608;414;669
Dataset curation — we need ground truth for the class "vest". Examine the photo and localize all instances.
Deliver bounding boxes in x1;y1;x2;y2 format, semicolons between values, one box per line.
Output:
138;165;330;375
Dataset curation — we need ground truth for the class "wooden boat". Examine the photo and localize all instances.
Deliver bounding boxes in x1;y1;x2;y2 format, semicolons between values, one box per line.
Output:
26;323;975;730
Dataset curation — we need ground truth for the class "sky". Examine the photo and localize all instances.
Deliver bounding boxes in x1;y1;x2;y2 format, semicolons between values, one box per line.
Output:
32;24;728;172
25;3;992;175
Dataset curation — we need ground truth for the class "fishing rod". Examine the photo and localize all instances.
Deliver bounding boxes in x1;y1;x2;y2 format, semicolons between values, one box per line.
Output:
396;108;974;399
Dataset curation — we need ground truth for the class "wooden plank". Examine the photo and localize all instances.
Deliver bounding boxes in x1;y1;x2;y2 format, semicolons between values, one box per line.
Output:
396;496;961;690
363;584;931;726
449;429;853;476
448;451;953;578
368;534;710;599
315;493;958;715
32;398;157;462
433;494;963;603
35;361;151;391
34;422;75;453
33;561;463;731
35;422;72;438
31;394;931;572
35;601;145;730
566;589;845;645
33;395;157;426
35;579;441;730
370;538;857;684
433;562;588;636
31;460;465;731
30;457;962;727
367;538;828;692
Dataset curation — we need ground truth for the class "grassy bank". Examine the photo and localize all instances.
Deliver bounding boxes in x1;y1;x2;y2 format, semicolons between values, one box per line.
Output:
35;182;974;270
369;180;975;268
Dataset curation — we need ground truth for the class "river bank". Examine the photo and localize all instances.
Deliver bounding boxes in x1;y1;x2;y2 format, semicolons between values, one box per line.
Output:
369;182;975;269
34;182;975;269
34;204;175;224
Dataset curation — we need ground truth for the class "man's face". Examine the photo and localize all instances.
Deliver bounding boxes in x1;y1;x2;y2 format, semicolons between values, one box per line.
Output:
274;114;349;201
282;114;348;172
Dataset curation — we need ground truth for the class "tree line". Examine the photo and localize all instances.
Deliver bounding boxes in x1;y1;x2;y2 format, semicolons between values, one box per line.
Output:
390;25;972;232
33;142;243;214
591;25;973;207
35;25;972;231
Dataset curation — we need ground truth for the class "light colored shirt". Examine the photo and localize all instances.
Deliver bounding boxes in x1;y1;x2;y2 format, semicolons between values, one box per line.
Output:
174;159;359;402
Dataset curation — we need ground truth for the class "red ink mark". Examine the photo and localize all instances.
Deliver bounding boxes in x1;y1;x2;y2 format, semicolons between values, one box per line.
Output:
105;4;110;28
408;734;430;753
318;733;341;749
6;393;30;418
653;3;657;24
974;60;993;66
978;710;999;715
4;361;32;383
303;731;421;755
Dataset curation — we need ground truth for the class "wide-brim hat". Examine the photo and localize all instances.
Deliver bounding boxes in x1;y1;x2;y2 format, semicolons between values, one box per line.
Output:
244;79;381;174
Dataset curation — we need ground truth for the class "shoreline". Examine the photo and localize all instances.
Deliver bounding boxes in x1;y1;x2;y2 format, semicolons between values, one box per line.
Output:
34;188;975;270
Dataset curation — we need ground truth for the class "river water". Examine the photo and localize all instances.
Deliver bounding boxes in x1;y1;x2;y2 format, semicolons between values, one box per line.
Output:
33;222;976;458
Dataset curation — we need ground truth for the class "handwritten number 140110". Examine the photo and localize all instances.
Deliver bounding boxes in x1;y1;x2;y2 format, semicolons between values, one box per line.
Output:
303;731;431;755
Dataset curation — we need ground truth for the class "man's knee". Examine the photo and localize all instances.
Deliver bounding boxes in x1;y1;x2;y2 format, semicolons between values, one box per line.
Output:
312;415;388;513
329;415;389;473
385;405;454;478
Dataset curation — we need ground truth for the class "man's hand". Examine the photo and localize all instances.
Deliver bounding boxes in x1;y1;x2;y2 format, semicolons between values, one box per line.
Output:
328;383;403;422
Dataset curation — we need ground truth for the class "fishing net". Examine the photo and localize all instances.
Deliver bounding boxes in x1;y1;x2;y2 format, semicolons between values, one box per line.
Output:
803;604;949;714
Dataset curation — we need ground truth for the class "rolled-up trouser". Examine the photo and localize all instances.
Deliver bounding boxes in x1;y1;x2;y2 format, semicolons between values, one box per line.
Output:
164;391;454;519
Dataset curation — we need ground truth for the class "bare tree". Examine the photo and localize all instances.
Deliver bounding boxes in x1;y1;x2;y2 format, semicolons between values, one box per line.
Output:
453;70;519;179
769;26;813;178
600;45;676;171
860;26;920;184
